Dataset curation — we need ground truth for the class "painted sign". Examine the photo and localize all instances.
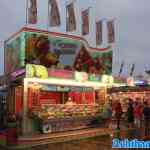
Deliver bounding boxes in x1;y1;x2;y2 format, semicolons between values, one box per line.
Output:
25;32;79;68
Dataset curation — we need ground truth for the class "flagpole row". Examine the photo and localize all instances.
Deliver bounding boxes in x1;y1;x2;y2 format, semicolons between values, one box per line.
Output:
25;0;28;26
25;0;116;46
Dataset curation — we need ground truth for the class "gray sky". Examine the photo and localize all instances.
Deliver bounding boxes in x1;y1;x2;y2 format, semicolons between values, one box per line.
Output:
0;0;150;77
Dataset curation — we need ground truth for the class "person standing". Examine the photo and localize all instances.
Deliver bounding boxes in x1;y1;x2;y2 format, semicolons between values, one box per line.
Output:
143;102;150;137
102;102;112;128
114;101;122;130
126;102;134;129
133;102;142;128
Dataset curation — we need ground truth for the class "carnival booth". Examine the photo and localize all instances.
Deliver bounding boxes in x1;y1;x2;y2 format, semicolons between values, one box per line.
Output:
4;27;112;136
108;78;150;112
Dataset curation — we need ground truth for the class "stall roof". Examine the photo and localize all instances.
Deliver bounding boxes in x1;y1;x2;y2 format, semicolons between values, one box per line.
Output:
108;85;150;93
24;77;107;89
5;27;111;52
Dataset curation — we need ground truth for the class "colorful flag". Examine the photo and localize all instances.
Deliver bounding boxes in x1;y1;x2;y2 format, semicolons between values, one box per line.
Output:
82;8;89;35
118;61;124;77
96;20;103;45
130;64;135;76
107;20;115;43
28;0;37;24
66;2;76;32
48;0;61;26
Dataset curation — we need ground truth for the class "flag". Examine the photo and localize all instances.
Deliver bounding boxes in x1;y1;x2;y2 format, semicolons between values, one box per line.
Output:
130;64;135;76
118;61;124;77
82;8;89;35
48;0;61;26
107;20;115;43
28;0;37;24
145;70;150;75
66;2;76;32
96;20;103;45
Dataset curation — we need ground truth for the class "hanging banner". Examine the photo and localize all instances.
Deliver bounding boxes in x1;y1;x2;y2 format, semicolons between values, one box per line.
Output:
48;0;61;26
96;20;103;45
66;2;76;32
82;8;89;35
107;20;115;43
28;0;37;24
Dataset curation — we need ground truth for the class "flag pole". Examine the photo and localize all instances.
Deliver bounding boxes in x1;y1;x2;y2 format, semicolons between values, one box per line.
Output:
118;61;124;77
47;0;49;31
25;0;29;26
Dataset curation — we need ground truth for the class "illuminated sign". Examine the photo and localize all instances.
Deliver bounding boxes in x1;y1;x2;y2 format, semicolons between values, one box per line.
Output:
101;75;114;85
26;64;48;79
57;86;69;92
88;74;100;81
134;80;146;86
74;71;88;82
127;77;134;86
41;85;57;91
48;69;73;79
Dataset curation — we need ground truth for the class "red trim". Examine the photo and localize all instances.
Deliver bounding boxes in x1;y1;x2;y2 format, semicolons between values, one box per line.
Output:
6;27;111;51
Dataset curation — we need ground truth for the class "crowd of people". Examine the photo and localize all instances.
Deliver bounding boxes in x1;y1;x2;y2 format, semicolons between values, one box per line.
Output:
101;98;150;136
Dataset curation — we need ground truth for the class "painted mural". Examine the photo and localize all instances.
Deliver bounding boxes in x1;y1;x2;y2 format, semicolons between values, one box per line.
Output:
5;34;25;74
4;28;112;75
25;30;112;74
74;45;112;74
25;32;80;69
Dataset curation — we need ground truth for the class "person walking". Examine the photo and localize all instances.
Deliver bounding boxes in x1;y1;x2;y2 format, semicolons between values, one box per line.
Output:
143;101;150;137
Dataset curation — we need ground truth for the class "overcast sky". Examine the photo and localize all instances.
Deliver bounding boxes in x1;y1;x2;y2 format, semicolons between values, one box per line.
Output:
0;0;150;77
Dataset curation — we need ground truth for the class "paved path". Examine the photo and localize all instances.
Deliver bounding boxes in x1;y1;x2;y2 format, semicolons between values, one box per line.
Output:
1;125;149;149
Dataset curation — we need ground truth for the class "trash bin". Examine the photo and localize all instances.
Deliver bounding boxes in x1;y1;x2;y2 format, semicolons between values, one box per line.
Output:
6;114;18;145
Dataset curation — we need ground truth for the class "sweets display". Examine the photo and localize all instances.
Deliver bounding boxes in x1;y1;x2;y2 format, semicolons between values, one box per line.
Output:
30;104;101;133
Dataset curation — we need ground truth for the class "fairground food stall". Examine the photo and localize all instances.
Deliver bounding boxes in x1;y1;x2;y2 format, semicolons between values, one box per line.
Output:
107;78;150;112
4;27;112;136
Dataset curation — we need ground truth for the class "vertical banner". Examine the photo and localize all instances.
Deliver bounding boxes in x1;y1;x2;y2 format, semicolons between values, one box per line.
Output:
48;0;61;26
96;20;103;45
28;0;37;24
66;2;76;32
130;64;135;76
107;20;115;43
82;8;89;35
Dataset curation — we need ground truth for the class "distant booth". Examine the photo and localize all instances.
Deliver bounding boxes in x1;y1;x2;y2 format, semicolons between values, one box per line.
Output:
4;27;113;136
